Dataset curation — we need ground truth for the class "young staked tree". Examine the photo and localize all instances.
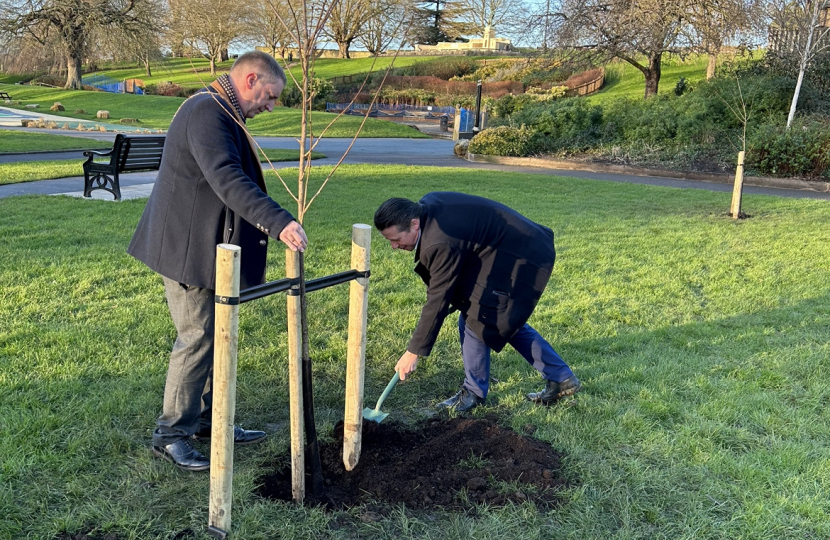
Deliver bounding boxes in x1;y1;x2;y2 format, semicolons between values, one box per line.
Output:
767;0;830;127
554;0;694;97
0;0;145;89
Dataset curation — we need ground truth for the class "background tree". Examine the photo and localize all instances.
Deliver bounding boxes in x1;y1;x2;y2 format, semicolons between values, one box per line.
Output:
248;0;295;59
455;0;530;39
167;0;254;75
324;0;375;58
686;0;761;79
94;0;166;76
357;0;411;55
410;0;467;44
0;0;144;89
554;0;694;98
766;0;830;127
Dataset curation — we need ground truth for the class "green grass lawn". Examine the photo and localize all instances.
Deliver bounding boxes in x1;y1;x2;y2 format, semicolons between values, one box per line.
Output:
1;165;830;539
0;83;430;137
0;148;326;185
0;129;111;154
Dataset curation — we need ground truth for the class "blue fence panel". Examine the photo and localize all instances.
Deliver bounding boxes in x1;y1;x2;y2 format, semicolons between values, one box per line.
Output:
458;108;474;132
81;74;126;94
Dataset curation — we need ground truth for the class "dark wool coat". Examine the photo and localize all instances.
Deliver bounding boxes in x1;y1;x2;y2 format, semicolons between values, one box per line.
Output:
408;191;556;356
128;88;294;290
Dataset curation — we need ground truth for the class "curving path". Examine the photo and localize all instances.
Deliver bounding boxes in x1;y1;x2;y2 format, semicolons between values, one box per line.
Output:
1;127;829;201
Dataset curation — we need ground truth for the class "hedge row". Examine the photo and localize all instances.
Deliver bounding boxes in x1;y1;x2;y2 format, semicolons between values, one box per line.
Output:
472;73;830;179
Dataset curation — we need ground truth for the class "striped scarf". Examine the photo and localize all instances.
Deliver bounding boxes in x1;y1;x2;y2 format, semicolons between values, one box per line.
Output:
215;74;244;123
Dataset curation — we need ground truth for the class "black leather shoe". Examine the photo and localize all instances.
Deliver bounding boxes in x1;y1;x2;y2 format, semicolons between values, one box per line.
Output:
192;426;267;446
526;376;582;404
152;438;210;472
437;388;485;412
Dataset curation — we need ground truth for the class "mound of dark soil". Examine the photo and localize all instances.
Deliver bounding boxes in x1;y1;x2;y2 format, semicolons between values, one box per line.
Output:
256;416;568;510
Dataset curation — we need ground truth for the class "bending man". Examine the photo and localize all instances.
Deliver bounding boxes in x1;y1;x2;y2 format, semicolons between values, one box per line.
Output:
374;192;580;412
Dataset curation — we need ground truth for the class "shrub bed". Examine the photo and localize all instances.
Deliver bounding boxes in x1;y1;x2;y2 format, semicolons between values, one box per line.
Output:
482;69;830;179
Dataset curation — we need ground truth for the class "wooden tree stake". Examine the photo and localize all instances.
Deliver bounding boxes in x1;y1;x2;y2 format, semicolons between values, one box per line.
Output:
343;224;371;471
209;244;241;537
731;150;745;219
286;249;305;503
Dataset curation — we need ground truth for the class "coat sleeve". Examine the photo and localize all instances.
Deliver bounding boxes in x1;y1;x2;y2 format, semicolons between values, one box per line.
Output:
407;243;462;357
186;98;294;238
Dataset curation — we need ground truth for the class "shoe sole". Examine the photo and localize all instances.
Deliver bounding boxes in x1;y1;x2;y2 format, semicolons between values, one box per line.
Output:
152;447;211;472
528;383;582;405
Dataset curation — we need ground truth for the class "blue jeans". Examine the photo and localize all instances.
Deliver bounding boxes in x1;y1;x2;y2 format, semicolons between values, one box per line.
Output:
458;313;574;399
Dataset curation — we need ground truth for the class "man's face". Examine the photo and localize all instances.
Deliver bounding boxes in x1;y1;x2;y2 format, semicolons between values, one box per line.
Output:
380;219;420;251
241;75;284;119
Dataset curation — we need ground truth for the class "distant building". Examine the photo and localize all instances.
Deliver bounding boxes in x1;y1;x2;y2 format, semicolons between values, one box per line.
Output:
415;26;512;53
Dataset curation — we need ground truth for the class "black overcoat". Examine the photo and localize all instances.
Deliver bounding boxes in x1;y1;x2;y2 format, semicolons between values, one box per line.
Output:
408;192;556;355
128;88;294;290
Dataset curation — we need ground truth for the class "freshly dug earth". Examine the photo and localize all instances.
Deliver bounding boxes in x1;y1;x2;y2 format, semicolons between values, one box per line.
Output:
256;416;568;510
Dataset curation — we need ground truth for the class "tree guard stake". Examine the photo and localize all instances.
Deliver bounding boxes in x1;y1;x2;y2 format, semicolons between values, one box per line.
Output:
208;244;241;539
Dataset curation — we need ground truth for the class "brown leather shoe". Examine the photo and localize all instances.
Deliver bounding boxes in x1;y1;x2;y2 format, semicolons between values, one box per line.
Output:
437;388;485;412
152;438;210;472
526;376;582;404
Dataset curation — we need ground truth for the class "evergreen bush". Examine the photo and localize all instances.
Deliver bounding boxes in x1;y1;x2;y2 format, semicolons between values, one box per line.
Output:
468;126;536;156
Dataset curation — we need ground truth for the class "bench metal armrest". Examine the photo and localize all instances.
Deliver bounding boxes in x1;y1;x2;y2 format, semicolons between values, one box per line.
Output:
82;148;116;166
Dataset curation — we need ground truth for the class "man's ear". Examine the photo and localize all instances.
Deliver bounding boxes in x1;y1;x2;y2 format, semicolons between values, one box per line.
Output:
411;218;419;232
244;72;258;89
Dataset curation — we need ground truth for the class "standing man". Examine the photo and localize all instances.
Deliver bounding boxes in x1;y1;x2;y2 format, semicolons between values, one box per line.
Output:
128;51;308;471
374;192;580;412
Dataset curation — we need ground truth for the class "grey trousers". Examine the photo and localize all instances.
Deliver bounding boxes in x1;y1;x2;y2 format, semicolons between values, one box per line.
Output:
153;277;215;447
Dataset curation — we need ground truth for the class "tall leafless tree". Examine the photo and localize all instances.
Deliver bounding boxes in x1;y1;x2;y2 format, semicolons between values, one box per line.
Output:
357;0;411;55
553;0;694;97
167;0;254;75
0;0;145;88
324;0;376;58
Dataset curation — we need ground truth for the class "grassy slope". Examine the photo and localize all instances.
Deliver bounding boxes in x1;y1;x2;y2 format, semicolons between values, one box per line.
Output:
0;83;429;137
96;56;438;90
587;55;711;105
1;166;829;539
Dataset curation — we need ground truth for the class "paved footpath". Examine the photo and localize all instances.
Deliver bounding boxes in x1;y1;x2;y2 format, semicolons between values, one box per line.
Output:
2;128;830;201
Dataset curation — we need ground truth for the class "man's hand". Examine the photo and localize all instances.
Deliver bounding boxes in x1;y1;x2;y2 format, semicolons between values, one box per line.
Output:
395;350;419;381
279;220;308;252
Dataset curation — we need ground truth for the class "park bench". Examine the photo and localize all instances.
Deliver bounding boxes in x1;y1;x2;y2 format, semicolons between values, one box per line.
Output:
83;133;165;200
0;91;11;101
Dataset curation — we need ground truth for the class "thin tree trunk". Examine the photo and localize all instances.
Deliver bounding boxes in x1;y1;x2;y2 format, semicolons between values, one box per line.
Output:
786;2;818;129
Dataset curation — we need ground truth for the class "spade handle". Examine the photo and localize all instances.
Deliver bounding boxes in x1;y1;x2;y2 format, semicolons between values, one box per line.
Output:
374;371;400;411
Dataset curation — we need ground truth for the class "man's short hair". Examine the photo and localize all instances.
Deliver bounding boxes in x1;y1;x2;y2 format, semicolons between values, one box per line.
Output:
230;51;286;85
374;197;421;231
